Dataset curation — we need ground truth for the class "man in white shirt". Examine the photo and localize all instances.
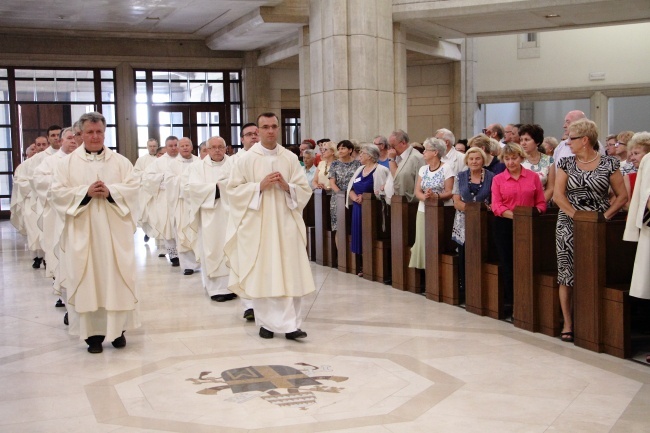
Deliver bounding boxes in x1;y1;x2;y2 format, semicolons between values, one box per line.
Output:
435;128;466;176
553;110;606;165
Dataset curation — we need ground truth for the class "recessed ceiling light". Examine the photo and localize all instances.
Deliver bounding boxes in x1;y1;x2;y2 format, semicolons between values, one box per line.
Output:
545;14;560;18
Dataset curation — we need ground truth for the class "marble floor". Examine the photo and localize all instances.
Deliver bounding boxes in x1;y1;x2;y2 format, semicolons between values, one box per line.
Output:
1;220;649;433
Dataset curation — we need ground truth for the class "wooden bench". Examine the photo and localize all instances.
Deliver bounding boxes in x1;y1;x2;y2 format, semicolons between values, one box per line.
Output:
390;195;422;292
424;199;459;304
304;194;316;261
513;207;562;336
362;192;391;283
314;189;337;268
573;211;636;358
464;202;504;319
336;191;356;274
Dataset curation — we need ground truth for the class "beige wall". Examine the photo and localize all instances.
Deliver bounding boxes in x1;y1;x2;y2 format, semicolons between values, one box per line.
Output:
269;68;300;113
475;22;650;93
406;63;453;143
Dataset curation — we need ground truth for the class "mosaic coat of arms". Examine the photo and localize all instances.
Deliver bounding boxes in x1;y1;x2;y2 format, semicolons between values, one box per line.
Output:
187;363;348;410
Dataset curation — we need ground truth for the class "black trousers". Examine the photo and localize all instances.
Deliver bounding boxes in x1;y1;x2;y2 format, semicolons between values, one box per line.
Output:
493;216;514;306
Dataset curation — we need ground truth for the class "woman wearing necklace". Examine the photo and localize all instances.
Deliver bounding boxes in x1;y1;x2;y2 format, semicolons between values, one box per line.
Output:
492;142;547;318
312;141;336;191
329;140;361;245
451;144;495;300
554;119;627;343
346;144;390;276
468;134;505;174
519;124;555;203
409;138;455;272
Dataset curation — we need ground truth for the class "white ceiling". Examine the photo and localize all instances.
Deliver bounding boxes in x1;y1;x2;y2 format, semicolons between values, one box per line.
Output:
0;0;648;53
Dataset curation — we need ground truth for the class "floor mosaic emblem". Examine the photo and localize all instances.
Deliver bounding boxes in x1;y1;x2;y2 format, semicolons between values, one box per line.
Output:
187;363;348;410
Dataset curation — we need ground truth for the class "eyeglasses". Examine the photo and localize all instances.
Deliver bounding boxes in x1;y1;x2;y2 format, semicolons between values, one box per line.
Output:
481;128;489;134
615;141;626;147
259;125;279;131
242;132;258;137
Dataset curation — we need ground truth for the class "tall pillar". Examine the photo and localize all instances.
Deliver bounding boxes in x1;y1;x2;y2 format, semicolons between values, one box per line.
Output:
520;101;534;124
306;0;399;142
299;26;312;140
452;38;477;139
242;51;271;124
393;23;407;132
115;62;138;163
590;91;608;136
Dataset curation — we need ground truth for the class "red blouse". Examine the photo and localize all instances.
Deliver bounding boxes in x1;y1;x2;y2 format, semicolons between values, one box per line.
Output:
491;166;547;217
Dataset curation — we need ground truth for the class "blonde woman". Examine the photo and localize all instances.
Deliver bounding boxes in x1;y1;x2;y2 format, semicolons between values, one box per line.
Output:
623;132;650;210
312;141;337;191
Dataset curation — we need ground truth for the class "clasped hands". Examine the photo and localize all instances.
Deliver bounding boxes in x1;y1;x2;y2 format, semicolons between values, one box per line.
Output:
87;180;110;198
260;172;290;192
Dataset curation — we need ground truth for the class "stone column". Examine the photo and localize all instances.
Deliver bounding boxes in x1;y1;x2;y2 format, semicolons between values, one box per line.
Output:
306;0;399;142
299;26;312;140
452;38;477;139
242;51;271;124
590;91;608;137
115;62;138;163
520;101;534;125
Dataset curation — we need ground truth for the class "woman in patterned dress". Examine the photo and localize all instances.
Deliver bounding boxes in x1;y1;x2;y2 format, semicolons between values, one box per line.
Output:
554;118;628;342
409;137;455;270
519;124;555;203
329;140;361;237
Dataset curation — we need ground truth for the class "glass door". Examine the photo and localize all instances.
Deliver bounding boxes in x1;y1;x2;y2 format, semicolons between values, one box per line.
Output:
149;104;225;153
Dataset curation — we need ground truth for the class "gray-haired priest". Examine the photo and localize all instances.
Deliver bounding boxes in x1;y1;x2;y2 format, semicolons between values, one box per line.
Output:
50;112;141;353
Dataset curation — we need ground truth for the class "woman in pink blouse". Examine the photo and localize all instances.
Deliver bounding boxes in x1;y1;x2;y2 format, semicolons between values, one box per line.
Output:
491;142;547;317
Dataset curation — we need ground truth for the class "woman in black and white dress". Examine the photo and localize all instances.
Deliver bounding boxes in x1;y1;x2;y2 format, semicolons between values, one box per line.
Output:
554;119;628;343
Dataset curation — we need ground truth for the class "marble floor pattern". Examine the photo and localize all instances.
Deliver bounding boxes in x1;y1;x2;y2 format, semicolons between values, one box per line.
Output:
1;220;649;433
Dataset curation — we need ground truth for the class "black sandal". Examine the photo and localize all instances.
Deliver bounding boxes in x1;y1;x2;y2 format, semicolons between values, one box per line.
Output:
560;331;574;342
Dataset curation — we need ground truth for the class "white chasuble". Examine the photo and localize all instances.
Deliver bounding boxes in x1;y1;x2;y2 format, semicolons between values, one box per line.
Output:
185;155;230;281
171;155;200;253
50;145;140;340
140;153;179;240
224;142;315;299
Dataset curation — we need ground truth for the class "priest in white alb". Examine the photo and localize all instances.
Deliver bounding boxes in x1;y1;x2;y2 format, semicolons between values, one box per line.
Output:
185;136;237;302
50;112;140;353
224;112;314;340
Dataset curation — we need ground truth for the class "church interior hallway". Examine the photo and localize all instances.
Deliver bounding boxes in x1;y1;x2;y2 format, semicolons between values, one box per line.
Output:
0;219;649;433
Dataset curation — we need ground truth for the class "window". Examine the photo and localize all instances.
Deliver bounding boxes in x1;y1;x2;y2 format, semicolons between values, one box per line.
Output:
135;70;241;156
1;67;115;216
281;109;301;146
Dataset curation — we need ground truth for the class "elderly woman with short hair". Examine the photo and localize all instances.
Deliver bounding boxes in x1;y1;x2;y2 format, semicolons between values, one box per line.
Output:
409;137;455;270
346;144;390;276
452;145;495;296
492;142;547;317
554;119;627;342
623;132;650;209
469;134;505;174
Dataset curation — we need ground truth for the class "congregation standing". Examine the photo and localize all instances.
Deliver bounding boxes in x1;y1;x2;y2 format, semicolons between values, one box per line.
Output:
8;109;650;362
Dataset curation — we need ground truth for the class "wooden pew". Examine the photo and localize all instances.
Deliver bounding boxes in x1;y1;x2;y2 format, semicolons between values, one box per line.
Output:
336;191;356;274
464;202;504;319
390;195;422;292
314;189;337;268
424;199;459;304
573;211;636;358
304;194;316;261
513;207;562;336
362;192;391;283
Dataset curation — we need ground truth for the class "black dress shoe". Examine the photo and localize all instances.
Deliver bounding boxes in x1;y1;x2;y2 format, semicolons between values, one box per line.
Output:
243;309;255;321
85;335;105;354
210;293;238;302
158;253;167;258
383;279;392;285
112;332;126;348
259;327;274;339
170;257;180;267
55;298;65;308
144;234;150;242
32;257;43;269
183;269;194;275
63;312;68;326
285;329;307;340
